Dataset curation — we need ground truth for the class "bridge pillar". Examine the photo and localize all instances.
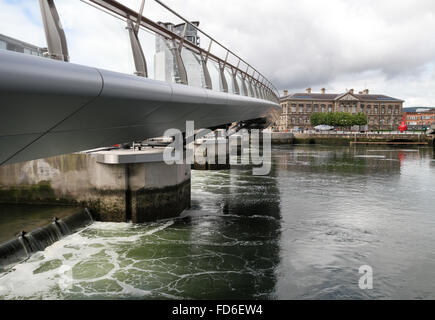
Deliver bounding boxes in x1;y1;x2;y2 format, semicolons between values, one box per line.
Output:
193;130;231;170
0;149;191;223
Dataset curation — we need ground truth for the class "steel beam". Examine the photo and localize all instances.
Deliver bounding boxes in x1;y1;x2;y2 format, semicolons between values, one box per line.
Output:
231;68;240;95
39;0;69;62
247;79;255;98
199;52;212;90
171;40;188;85
126;20;148;77
240;75;248;96
218;62;228;93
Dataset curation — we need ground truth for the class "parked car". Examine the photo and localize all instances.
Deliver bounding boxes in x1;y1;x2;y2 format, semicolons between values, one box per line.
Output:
314;125;335;131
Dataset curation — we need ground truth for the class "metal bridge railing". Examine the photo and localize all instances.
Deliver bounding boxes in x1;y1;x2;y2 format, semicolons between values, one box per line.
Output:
38;0;280;104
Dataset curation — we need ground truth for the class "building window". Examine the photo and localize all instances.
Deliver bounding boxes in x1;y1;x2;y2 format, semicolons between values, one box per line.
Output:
340;105;344;112
314;104;319;112
374;118;377;124
328;105;332;112
321;104;325;112
0;40;6;50
352;106;356;114
306;104;312;113
374;107;378;114
291;104;296;113
299;104;304;113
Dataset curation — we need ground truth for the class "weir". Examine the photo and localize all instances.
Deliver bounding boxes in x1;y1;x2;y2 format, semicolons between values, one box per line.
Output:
0;208;93;272
0;146;190;270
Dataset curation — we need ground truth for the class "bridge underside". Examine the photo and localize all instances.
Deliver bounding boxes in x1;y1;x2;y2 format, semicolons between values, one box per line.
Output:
0;51;280;165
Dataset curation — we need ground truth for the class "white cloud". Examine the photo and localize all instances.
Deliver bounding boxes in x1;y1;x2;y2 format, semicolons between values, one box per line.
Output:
1;0;435;107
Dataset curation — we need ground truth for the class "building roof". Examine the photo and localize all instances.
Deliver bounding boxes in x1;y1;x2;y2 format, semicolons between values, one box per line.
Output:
403;106;435;112
281;92;404;102
0;33;44;51
403;110;435;115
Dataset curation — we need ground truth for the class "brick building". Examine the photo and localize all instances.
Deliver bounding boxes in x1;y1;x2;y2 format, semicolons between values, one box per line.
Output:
403;109;435;130
277;88;404;131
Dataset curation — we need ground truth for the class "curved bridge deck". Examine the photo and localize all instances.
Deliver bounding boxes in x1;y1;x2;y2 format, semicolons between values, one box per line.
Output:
0;50;280;165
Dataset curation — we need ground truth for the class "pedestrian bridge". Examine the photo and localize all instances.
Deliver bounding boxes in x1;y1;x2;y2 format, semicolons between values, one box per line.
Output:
0;0;280;166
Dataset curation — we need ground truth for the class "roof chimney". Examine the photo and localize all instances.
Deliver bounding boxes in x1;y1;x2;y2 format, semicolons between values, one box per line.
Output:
306;88;312;94
349;89;354;94
321;88;326;94
283;89;288;96
363;89;369;94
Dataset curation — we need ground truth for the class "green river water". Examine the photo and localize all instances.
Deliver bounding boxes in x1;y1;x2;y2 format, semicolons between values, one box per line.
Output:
1;145;435;299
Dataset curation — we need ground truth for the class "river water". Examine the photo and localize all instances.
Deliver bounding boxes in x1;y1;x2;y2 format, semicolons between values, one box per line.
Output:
1;145;435;300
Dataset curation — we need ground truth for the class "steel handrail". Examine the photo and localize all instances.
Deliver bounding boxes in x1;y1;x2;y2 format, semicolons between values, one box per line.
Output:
153;0;278;95
86;0;279;101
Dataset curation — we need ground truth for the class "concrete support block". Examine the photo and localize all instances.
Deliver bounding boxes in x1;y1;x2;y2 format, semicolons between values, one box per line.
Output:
0;149;191;222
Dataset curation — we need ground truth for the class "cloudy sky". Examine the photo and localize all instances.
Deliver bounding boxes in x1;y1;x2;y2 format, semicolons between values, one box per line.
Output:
1;0;435;107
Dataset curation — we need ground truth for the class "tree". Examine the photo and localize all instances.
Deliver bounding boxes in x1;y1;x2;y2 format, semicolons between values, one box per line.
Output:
354;113;368;126
310;113;322;126
310;112;368;128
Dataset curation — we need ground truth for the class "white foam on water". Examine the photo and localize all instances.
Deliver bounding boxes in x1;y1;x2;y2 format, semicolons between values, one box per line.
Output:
144;220;174;236
396;149;420;152
354;155;386;159
366;149;418;152
86;222;133;230
0;232;95;299
0;219;177;300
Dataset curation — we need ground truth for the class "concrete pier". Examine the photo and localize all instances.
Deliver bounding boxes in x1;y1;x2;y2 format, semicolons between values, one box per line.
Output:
0;148;191;222
192;131;295;171
193;138;230;170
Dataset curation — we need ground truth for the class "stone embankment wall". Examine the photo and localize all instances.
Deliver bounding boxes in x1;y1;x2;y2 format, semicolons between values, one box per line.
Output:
293;133;434;146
